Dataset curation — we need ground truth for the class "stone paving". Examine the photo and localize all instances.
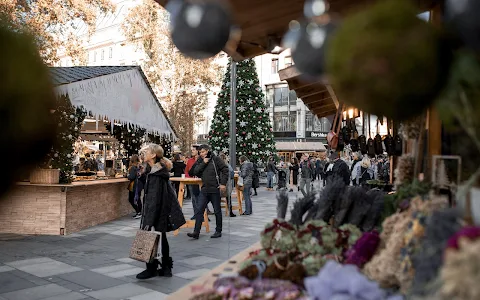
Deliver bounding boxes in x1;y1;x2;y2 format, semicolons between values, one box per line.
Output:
0;185;318;300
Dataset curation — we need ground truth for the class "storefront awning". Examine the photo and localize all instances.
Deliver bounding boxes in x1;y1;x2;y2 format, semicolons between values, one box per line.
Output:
50;66;177;139
276;141;326;152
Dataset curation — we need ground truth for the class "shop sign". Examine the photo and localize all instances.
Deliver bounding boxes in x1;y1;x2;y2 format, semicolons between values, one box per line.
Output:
309;131;327;138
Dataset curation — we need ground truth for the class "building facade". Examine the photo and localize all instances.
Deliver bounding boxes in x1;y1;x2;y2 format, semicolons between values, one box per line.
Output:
254;50;331;160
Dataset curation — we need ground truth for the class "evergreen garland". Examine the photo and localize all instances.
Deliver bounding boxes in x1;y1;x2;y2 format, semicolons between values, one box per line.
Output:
146;133;174;158
41;94;86;183
105;124;146;157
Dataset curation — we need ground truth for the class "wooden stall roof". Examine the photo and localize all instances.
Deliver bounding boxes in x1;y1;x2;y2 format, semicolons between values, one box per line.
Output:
278;65;340;118
154;0;440;61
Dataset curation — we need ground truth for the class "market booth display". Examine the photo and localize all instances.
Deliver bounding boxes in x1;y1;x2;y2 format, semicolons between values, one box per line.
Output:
0;66;176;235
154;0;480;298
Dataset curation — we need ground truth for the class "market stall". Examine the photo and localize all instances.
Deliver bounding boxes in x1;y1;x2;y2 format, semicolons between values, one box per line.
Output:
0;66;177;235
149;0;480;298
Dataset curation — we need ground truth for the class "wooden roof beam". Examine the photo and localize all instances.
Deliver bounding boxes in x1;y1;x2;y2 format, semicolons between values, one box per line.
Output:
224;28;245;61
311;107;338;118
285;79;319;91
295;87;327;99
325;84;340;109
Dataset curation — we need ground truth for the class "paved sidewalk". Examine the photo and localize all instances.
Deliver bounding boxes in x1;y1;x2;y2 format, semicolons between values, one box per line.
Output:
0;186;314;300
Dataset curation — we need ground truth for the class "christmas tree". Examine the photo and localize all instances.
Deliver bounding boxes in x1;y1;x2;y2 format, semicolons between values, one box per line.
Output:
41;95;87;183
208;59;276;164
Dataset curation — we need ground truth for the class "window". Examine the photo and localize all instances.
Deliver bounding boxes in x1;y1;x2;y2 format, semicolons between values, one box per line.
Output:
284;56;293;67
289;90;297;104
274;111;297;132
271;58;279;74
94;51;97;62
266;85;297;107
266;88;274;107
306;112;331;132
109;47;113;59
101;49;105;60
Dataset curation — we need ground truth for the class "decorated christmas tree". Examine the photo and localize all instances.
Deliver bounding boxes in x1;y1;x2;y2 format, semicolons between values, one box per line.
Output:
208;59;276;163
41;95;86;183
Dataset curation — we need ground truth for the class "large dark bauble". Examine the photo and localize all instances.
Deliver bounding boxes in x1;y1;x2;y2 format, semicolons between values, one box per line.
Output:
170;0;232;59
0;21;56;197
284;20;336;78
326;0;451;121
445;0;480;52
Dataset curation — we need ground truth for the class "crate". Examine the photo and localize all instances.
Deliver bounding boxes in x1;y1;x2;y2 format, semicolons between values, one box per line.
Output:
30;169;60;184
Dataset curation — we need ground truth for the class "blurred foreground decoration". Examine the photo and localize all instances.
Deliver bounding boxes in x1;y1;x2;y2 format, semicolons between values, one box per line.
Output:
326;0;451;121
0;20;56;197
283;0;337;78
436;50;480;202
445;0;480;52
168;0;232;59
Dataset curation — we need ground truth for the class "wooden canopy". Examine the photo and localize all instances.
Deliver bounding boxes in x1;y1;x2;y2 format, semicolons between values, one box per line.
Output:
278;66;340;118
154;0;440;61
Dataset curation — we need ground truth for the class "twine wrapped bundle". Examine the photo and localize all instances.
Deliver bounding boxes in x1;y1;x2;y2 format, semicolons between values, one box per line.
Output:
441;239;480;300
364;197;447;291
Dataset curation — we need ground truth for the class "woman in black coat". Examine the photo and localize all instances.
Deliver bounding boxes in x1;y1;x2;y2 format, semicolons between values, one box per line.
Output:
136;144;186;280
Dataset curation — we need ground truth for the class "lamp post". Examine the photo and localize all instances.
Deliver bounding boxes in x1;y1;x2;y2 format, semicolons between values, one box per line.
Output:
229;58;237;172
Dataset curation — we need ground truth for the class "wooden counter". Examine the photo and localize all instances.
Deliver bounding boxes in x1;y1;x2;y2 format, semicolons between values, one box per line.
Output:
167;242;261;299
0;178;133;235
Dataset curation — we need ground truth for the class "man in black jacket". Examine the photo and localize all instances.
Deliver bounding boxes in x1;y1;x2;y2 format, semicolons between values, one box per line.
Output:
326;151;350;186
187;144;228;239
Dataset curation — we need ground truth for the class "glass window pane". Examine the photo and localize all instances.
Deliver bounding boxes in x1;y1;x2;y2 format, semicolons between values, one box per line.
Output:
266;87;274;106
274;88;282;105
281;88;289;105
289;90;297;104
289;113;297;131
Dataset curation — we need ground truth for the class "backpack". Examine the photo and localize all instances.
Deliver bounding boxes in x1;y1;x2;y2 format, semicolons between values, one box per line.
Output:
394;134;403;156
384;134;394;156
337;134;345;151
350;139;360;152
358;135;367;155
367;138;376;157
374;134;383;155
342;126;351;145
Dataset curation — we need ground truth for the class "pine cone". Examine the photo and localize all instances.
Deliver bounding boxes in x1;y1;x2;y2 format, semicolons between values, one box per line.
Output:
400;116;423;140
395;154;415;187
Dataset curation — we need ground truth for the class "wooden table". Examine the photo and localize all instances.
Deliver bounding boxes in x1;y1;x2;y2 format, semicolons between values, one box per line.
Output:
170;177;209;235
167;242;261;299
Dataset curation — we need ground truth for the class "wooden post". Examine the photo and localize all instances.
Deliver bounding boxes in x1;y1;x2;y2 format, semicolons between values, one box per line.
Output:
426;5;443;180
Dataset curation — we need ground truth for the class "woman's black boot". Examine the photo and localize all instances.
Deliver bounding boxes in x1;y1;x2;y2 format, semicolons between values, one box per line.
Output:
158;257;173;277
136;260;158;280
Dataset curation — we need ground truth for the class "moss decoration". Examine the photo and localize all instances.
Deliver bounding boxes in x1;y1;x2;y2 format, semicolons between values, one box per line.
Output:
0;20;56;195
326;0;451;121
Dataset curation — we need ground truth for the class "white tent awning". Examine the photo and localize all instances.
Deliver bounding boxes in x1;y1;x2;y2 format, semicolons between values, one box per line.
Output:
55;68;176;138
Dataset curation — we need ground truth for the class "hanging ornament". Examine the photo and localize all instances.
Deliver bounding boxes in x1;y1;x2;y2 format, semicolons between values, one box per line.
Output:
283;18;336;78
326;0;451;121
445;0;480;51
304;0;329;19
169;0;232;59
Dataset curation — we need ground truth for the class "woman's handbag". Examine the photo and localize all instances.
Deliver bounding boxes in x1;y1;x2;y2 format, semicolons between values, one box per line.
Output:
129;230;159;263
